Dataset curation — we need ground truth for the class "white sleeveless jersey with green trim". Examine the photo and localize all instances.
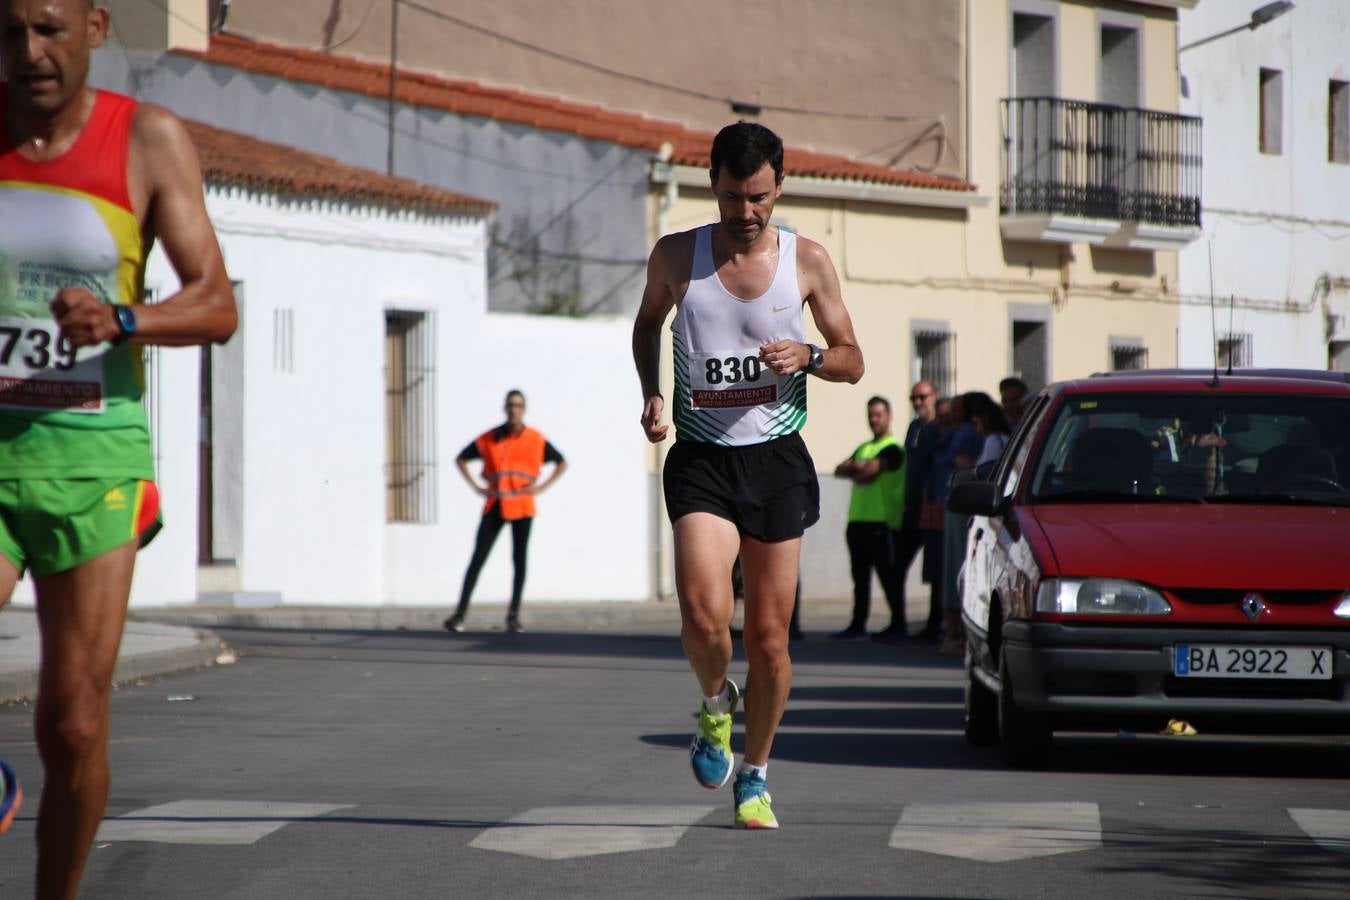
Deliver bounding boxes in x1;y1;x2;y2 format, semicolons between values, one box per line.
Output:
671;225;807;446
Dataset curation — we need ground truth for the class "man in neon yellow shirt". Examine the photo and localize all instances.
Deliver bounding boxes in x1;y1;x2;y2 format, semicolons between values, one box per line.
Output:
832;396;906;640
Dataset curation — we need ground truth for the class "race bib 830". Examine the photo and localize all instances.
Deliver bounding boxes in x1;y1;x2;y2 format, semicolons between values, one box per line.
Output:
687;348;778;410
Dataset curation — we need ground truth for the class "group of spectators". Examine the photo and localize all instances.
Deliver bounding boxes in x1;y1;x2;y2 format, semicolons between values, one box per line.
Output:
833;377;1030;654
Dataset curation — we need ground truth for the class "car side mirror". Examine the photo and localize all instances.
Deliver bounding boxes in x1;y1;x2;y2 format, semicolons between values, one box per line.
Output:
947;480;1006;516
949;465;979;489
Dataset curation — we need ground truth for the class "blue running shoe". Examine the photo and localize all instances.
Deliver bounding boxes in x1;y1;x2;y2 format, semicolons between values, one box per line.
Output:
689;678;739;789
733;770;778;829
0;759;20;835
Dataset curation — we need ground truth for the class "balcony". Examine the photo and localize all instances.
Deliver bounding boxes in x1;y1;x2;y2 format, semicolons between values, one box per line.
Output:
1000;97;1202;250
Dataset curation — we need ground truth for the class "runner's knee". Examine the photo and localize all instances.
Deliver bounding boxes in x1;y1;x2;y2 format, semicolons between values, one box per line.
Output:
35;691;108;766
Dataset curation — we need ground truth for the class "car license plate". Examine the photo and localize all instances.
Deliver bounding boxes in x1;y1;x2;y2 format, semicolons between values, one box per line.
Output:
1174;644;1333;680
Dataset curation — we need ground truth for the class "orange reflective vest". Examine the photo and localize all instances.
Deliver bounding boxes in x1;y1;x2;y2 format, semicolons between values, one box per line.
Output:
476;426;547;520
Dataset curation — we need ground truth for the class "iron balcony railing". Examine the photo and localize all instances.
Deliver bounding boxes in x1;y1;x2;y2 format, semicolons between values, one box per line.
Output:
1001;97;1202;228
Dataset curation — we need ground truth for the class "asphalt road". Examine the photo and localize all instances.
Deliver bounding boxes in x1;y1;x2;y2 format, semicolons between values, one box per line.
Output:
1;625;1347;899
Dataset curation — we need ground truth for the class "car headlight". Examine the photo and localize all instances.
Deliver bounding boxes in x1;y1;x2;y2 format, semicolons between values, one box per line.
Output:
1335;591;1350;619
1035;578;1172;616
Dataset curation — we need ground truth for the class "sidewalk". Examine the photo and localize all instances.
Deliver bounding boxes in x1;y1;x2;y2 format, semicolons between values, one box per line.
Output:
0;597;877;705
0;608;223;705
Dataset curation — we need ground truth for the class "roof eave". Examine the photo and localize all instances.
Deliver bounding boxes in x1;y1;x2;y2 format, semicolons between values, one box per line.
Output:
651;162;989;211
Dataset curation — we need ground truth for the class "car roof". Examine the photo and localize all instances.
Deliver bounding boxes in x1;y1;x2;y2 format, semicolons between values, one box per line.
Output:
1050;369;1350;397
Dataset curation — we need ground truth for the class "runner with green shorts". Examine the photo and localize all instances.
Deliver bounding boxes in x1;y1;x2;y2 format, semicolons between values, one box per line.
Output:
0;1;237;895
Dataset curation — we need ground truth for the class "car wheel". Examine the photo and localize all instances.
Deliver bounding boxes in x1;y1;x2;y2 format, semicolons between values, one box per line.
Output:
998;645;1051;768
964;644;998;746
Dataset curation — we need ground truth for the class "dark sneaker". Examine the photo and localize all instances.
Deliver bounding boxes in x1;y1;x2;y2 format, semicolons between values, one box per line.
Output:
442;615;465;633
506;615;523;634
690;678;740;789
829;626;866;641
0;759;21;835
870;625;909;643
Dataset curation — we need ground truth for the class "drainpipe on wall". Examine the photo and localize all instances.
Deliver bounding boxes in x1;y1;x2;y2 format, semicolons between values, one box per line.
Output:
651;143;678;601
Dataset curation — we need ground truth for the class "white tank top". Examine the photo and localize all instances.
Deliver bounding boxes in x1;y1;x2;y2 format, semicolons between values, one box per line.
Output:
671;225;807;446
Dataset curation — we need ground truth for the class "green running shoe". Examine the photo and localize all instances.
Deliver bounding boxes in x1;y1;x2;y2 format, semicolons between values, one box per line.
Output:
733;770;778;829
0;759;21;835
689;678;739;789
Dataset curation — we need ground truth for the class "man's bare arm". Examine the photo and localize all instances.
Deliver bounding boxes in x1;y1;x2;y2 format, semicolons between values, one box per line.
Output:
800;238;862;383
759;237;862;383
632;235;682;443
131;105;236;346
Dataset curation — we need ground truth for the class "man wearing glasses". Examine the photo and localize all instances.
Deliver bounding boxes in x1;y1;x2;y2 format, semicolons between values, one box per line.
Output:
893;381;941;640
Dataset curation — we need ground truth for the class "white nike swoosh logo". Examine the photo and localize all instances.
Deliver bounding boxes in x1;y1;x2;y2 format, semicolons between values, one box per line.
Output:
773;305;793;312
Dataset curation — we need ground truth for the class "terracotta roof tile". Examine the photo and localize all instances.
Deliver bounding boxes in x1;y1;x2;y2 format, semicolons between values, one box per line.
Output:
183;119;495;216
175;34;975;194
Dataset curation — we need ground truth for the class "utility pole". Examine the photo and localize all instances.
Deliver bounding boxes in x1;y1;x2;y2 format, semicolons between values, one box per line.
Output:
387;0;399;175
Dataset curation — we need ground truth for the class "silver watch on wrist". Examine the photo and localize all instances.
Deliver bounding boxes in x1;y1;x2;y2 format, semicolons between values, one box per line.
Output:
805;343;825;373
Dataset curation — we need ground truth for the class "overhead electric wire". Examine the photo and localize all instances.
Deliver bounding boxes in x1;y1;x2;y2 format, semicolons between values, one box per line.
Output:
315;0;381;52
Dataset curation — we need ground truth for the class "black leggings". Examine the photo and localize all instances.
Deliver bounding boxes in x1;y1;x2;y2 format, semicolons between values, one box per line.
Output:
845;521;906;631
454;506;533;618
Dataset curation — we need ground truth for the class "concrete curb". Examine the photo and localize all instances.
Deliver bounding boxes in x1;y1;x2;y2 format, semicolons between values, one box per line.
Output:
129;599;863;633
0;630;222;706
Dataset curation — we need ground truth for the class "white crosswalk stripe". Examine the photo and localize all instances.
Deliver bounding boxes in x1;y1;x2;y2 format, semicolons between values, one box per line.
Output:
89;799;1350;859
889;802;1103;862
1288;808;1350;854
95;800;353;845
468;805;717;860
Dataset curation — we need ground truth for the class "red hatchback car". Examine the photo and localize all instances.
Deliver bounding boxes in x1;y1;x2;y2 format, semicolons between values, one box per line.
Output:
948;369;1350;766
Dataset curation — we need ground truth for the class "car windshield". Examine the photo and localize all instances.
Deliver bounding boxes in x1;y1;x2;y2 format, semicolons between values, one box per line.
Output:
1026;391;1350;505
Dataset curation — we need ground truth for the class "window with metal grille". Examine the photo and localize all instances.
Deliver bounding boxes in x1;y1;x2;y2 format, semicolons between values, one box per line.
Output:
913;328;956;400
1109;339;1148;371
384;310;437;524
1217;333;1253;370
273;308;295;373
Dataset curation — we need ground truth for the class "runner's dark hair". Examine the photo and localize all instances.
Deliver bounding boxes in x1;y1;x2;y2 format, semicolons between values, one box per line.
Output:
710;121;784;183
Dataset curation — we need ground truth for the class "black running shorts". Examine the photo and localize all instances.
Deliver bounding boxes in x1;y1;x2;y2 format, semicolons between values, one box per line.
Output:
662;432;820;542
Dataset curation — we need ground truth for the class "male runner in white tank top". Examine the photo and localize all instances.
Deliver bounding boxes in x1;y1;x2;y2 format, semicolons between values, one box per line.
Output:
632;122;863;829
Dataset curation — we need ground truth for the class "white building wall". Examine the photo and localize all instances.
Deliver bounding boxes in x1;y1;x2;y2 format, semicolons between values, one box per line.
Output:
117;186;649;609
1177;1;1350;368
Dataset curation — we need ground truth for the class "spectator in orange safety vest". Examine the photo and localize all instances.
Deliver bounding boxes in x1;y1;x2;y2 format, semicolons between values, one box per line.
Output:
444;390;567;633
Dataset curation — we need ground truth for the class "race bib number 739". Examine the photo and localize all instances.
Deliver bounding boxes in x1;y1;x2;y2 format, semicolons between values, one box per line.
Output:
0;316;106;413
688;348;778;410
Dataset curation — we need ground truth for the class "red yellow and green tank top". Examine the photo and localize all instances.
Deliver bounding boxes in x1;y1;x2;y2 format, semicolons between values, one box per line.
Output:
0;88;152;478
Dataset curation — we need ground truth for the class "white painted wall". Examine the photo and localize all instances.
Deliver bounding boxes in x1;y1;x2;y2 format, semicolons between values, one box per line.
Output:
1177;1;1350;368
9;185;654;610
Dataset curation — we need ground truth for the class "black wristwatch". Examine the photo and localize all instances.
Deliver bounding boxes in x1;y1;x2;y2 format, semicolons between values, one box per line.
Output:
805;343;825;373
112;304;138;344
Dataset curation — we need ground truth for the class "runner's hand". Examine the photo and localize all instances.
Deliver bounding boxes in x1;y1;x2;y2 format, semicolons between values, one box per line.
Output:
50;288;119;348
641;395;668;443
760;340;808;376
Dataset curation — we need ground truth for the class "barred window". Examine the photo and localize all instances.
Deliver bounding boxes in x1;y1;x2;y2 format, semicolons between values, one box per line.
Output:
913;327;956;400
1217;333;1253;370
1109;338;1148;372
273;308;295;373
385;310;437;524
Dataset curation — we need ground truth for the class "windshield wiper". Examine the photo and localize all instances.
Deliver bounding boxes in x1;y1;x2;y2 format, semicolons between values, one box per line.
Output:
1203;492;1350;508
1033;489;1200;504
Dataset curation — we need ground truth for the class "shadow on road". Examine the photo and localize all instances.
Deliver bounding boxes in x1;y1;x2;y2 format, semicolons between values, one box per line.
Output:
219;626;960;672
